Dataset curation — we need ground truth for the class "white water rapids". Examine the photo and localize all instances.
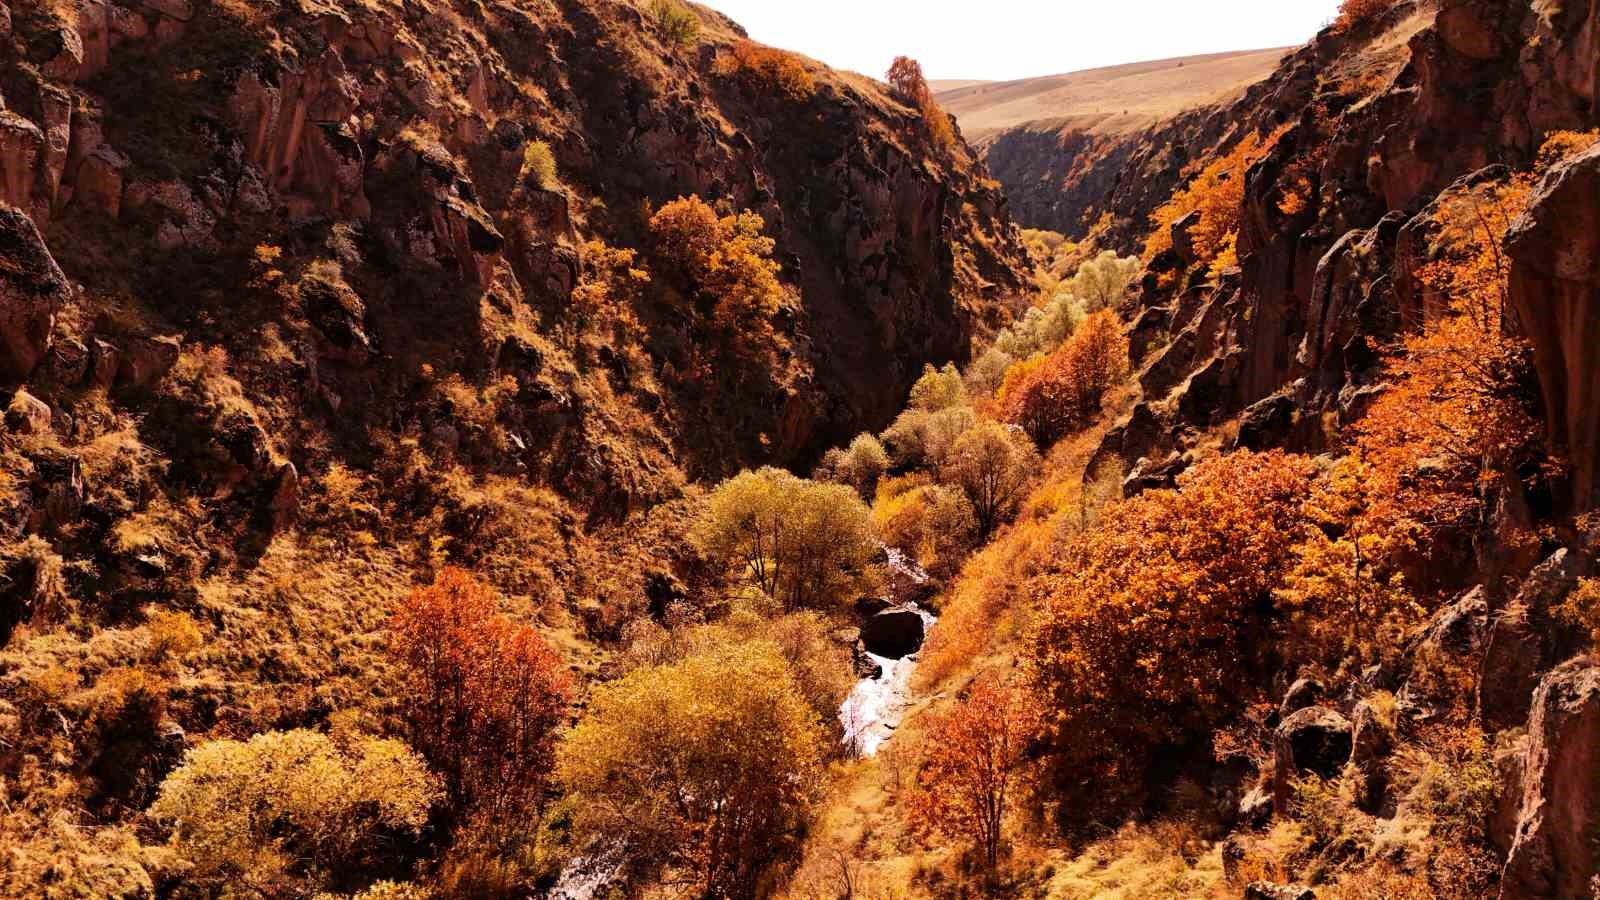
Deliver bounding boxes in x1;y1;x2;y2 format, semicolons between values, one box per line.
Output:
839;547;936;757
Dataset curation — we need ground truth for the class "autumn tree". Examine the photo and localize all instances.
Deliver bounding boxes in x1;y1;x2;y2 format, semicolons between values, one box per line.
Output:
882;364;979;468
1024;451;1316;800
557;643;824;898
940;420;1040;539
693;467;878;610
1065;250;1142;312
908;675;1038;889
1276;454;1420;665
149;730;440;893
1144;130;1283;274
818;433;890;497
649;196;788;366
1334;0;1395;32
887;56;957;152
387;569;572;818
995;310;1128;447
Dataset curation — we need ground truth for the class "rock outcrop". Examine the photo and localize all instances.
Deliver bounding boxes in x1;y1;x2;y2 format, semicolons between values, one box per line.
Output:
0;205;70;380
1272;706;1353;814
1498;660;1600;900
1508;144;1600;511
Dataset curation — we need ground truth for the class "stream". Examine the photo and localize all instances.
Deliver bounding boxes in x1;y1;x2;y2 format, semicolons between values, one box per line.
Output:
839;547;937;757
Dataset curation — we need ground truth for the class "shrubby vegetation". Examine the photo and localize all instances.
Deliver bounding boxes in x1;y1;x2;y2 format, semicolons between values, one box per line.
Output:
887;56;959;154
387;568;571;818
558;643;824;898
149;730;439;894
693;467;878;610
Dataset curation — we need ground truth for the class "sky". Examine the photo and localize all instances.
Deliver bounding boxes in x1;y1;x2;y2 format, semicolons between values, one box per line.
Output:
699;0;1344;83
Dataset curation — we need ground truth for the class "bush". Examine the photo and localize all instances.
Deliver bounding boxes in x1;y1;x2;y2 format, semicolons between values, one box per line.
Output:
649;196;787;365
149;730;440;891
715;41;816;102
649;0;700;49
1334;0;1395;32
833;433;890;497
1024;451;1316;801
882;404;978;470
693;467;878;610
557;643;823;896
519;140;558;190
995;310;1128;447
387;569;572;818
940;420;1040;539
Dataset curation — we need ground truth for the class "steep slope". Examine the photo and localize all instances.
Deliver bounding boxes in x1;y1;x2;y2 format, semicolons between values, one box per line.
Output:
946;48;1292;242
0;0;1028;890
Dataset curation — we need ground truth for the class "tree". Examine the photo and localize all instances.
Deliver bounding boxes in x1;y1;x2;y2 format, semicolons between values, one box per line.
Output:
1064;251;1142;312
940;421;1040;539
148;730;440;893
557;643;824;898
1143;130;1282;271
882;404;978;469
1024;451;1316;800
886;56;932;106
823;432;889;497
908;362;967;412
387;569;572;817
908;675;1038;889
649;197;788;365
693;467;878;610
1335;0;1394;31
995;310;1127;448
649;0;700;49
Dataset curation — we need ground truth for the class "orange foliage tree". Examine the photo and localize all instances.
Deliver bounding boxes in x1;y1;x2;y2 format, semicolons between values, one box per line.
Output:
714;41;816;102
650;196;789;367
387;568;572;817
1143;131;1281;271
995;310;1128;447
908;675;1039;888
1024;451;1315;800
887;55;958;153
1335;0;1395;32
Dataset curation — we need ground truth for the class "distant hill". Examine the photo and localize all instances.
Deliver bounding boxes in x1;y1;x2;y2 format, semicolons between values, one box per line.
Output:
936;48;1292;141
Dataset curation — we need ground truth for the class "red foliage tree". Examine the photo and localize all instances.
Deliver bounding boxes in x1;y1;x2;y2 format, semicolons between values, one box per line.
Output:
996;310;1128;447
886;56;931;106
388;568;572;816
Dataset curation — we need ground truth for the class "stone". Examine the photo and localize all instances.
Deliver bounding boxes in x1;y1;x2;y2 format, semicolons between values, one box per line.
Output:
0;206;71;380
1171;209;1202;266
859;607;925;659
268;462;299;531
4;388;50;434
1478;551;1585;730
1272;707;1352;814
88;337;119;389
1507;144;1600;511
47;337;89;385
116;335;180;387
1498;660;1600;899
1280;677;1324;717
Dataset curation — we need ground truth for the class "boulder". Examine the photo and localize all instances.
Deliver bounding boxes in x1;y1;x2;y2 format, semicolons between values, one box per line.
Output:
1506;144;1600;511
47;337;89;385
5;388;51;434
116;335;180;387
0;206;71;380
1498;660;1600;899
267;462;300;531
1234;390;1298;452
1171;209;1202;266
860;607;925;659
1272;707;1352;813
1280;677;1325;717
1479;550;1584;730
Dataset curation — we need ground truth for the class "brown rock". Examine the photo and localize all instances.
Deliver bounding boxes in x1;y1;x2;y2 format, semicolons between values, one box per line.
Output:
1498;660;1600;899
47;337;88;385
0;113;44;215
73;145;128;218
268;462;299;531
5;388;50;433
1272;706;1352;814
0;206;71;380
116;335;180;387
88;337;119;389
1507;144;1600;512
1245;883;1315;900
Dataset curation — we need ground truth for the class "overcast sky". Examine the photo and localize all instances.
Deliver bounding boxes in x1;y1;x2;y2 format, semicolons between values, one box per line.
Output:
700;0;1344;83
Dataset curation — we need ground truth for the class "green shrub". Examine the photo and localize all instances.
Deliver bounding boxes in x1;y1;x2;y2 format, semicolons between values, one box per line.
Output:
650;0;700;49
520;141;558;191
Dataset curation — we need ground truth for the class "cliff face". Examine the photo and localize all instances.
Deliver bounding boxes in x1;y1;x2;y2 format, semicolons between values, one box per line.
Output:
1085;0;1600;511
0;0;1028;505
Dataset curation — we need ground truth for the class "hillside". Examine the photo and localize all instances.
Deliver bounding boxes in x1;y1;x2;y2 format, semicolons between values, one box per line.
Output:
937;48;1291;141
0;0;1029;893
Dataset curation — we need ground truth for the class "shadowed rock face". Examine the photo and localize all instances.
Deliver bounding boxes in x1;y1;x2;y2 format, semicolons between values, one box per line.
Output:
860;607;926;659
1498;660;1600;900
0;205;70;380
1509;144;1600;511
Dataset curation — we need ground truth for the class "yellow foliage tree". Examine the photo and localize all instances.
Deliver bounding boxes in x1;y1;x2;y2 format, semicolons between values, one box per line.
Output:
557;643;824;898
149;730;440;893
693;467;878;610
